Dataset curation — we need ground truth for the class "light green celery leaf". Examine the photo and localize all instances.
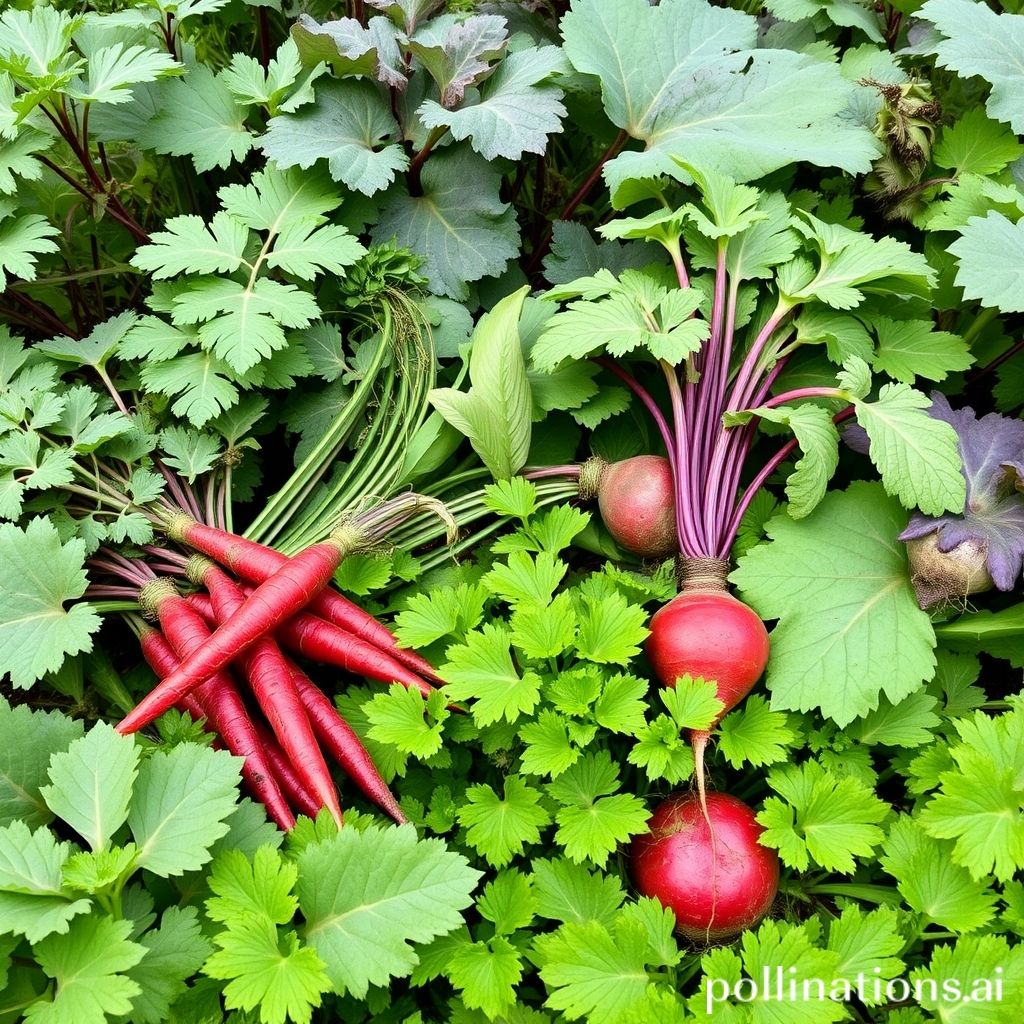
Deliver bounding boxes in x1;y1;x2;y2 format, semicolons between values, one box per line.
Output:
373;146;519;299
139;65;252;172
767;0;882;42
826;906;903;999
61;845;137;892
852;381;965;515
795;306;874;365
532;857;625;926
140;351;243;426
533;916;654;1024
221;38;320;114
678;163;765;239
53;387;131;454
531;293;655;369
262;79;406;197
511;591;577;660
561;0;876;202
131;213;250;279
918;707;1024;881
910;935;1024;1021
124;907;212;1024
0;698;82;828
0;7;79;79
519;710;581;778
172;277;320;374
0;821;90;942
598;208;689;251
158;427;221;481
547;752;650;866
365;687;445;759
845;690;940;747
217;165;343;232
627;715;695;785
457;776;550;868
717;695;797;768
757;760;888;873
24;915;145;1024
447;936;522;1018
933;107;1024;176
266;218;365;279
484;549;567;606
477;869;535;935
0;518;99;689
483;476;538;519
297;823;481;997
393;582;487;648
593;674;649;735
619;898;680;969
836;354;872;399
0;131;52;194
786;213;935;308
571;387;632;428
727;402;839;518
331;553;391;595
922;174;1024;234
206;845;297;925
128;742;242;877
881;816;997;932
68;42;181;105
731;483;935;725
724;191;800;282
0;207;59;289
428;286;532;480
119;316;191;361
921;0;1024;134
576;591;649;665
949;211;1024;314
872;317;972;383
659;676;723;730
406;13;507;106
204;917;329;1024
419;45;568;161
442;623;542;726
40;723;138;854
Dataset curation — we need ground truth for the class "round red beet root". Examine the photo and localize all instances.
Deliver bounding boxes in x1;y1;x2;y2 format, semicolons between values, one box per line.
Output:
646;591;769;716
597;455;677;558
629;792;778;941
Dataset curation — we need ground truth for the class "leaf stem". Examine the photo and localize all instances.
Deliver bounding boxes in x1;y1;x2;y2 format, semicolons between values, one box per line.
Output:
406;127;449;197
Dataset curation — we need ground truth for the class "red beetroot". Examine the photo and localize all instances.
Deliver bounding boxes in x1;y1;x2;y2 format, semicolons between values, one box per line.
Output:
629;792;778;942
595;455;677;558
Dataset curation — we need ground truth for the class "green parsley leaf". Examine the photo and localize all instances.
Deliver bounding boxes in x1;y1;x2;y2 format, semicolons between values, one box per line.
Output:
457;776;551;868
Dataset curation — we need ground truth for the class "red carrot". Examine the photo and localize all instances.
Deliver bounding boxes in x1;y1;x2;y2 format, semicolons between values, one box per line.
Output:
287;660;406;824
251;719;324;821
136;584;294;830
196;559;343;826
184;590;435;698
168;515;443;682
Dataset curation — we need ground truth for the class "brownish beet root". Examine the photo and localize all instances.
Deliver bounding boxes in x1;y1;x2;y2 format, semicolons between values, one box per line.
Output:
597;455;677;558
905;533;993;609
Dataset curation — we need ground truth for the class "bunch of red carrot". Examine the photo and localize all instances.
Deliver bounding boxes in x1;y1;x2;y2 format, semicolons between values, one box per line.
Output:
100;495;450;831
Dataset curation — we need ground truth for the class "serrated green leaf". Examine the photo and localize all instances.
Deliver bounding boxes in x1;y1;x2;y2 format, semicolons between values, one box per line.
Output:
457;776;550;868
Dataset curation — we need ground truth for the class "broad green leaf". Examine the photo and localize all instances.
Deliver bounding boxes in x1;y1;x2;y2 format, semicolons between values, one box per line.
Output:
758;760;888;873
217;165;343;232
731;483;936;725
131;213;250;278
727;402;839;518
418;45;568;161
921;0;1024;134
204;917;330;1024
262;79;406;197
290;13;405;88
845;690;940;747
853;381;965;516
125;907;212;1024
717;695;797;768
576;591;649;665
266;218;365;279
365;687;445;759
373;147;519;299
561;0;877;203
0;698;83;828
949;211;1024;314
429;286;532;480
532;857;625;926
297;824;481;997
0;518;99;689
872;317;972;383
68;42;181;105
128;743;242;877
826;906;904;996
457;776;551;868
140;65;253;172
0;208;59;290
476;870;536;935
25;915;145;1024
206;846;297;925
767;0;882;42
933;108;1024;176
0;130;52;194
140;350;243;427
881;816;998;932
447;936;522;1019
40;723;138;853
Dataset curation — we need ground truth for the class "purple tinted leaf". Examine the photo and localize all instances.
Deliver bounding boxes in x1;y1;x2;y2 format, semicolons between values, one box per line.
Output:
898;395;1024;591
841;421;870;454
